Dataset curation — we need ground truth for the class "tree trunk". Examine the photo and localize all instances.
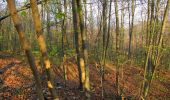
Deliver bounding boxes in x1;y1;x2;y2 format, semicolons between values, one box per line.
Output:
6;0;44;99
142;0;170;99
120;0;125;52
46;3;52;51
72;0;85;90
61;0;68;87
77;0;90;98
29;0;58;99
146;0;150;47
128;0;135;59
114;0;120;96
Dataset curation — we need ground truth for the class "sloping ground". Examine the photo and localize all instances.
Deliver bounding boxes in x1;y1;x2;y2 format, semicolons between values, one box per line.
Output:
0;56;170;100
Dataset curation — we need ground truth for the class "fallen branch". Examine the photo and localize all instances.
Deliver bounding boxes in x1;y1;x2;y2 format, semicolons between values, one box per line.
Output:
0;62;15;74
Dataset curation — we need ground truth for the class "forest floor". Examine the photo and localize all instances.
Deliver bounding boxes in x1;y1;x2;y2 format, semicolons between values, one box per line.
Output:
0;52;170;100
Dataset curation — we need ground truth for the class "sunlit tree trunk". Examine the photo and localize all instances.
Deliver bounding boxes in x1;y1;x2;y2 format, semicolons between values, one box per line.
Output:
72;0;85;90
6;0;44;99
29;0;58;99
77;0;90;98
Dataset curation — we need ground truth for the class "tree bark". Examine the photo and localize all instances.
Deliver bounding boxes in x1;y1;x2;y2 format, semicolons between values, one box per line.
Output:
77;0;90;98
142;0;170;99
72;0;85;90
29;0;58;99
61;0;68;87
114;0;120;96
6;0;44;99
128;0;135;59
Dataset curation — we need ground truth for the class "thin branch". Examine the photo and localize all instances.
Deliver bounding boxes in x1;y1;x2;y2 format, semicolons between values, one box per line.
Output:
0;1;42;22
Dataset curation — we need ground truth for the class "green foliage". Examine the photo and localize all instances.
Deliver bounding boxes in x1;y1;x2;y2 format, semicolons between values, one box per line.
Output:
161;47;170;69
49;46;60;57
118;54;127;66
32;50;41;56
20;11;27;17
49;46;75;58
0;36;3;41
55;12;65;19
133;47;146;67
153;73;168;82
65;49;75;57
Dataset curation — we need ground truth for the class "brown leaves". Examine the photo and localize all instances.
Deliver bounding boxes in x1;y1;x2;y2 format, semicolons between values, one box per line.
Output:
0;56;170;99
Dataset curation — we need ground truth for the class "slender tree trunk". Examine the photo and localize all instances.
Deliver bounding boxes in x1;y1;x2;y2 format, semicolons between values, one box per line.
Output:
120;0;125;97
142;0;155;99
72;0;85;90
6;0;44;99
56;0;62;48
128;1;131;58
29;0;58;99
106;0;112;59
77;0;90;98
154;0;170;75
128;0;135;59
146;0;150;47
61;0;68;87
101;0;108;78
46;3;52;51
153;0;170;80
141;0;170;99
155;0;161;45
114;0;120;96
0;22;2;51
120;0;125;52
100;0;108;98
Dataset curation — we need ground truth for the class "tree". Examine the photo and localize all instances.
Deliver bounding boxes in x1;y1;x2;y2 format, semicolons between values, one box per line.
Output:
100;0;108;98
61;0;68;86
6;0;44;99
29;0;58;99
128;0;135;59
146;0;151;47
114;0;120;96
77;0;90;98
120;0;125;51
72;0;86;90
142;0;170;99
46;2;52;51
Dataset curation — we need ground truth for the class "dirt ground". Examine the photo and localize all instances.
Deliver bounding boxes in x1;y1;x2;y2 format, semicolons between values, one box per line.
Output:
0;56;170;100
